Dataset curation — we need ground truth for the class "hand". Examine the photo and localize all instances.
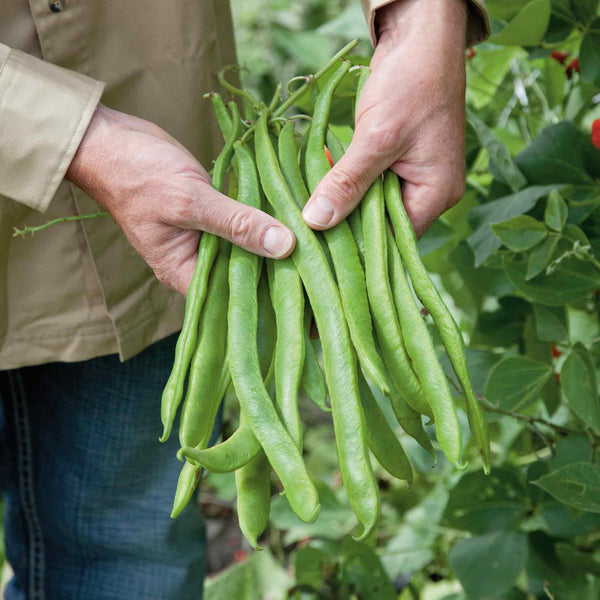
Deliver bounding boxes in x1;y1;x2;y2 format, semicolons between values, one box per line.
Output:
67;105;295;295
302;0;468;237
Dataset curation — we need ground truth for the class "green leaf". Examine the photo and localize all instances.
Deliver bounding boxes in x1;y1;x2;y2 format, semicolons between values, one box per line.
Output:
533;462;600;512
555;543;600;577
560;343;600;433
468;185;562;266
486;0;531;21
449;242;515;300
490;0;552;46
449;531;528;599
503;247;600;306
417;219;455;256
491;215;548;252
533;304;569;342
544;190;568;231
340;539;396;600
466;47;520;110
526;235;559;280
270;480;356;544
294;546;335;590
471;298;530;348
570;0;600;27
443;469;530;534
580;18;600;86
204;548;291;600
516;122;594;186
466;109;527;192
317;5;370;40
485;356;554;411
383;485;448;577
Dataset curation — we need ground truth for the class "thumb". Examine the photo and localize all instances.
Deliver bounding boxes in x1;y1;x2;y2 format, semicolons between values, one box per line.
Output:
302;137;389;230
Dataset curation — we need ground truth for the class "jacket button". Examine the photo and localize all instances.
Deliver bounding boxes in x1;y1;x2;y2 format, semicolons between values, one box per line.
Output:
49;0;63;12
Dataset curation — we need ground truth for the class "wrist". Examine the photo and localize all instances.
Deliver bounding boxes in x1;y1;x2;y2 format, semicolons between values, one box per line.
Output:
66;104;117;201
376;0;467;47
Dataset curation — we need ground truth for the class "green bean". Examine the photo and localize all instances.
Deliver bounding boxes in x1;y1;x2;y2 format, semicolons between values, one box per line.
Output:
278;122;309;208
388;380;437;464
305;60;389;396
278;120;333;271
205;92;233;140
361;176;431;419
386;226;464;468
180;278;274;474
357;371;413;484
180;408;261;472
325;128;365;265
383;171;490;473
229;138;320;523
300;305;330;412
257;267;277;379
179;241;231;448
235;449;271;550
267;258;305;449
255;111;378;540
160;102;241;442
170;459;202;519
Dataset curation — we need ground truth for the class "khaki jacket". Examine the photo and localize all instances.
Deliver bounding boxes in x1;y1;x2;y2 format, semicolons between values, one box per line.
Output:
0;0;488;370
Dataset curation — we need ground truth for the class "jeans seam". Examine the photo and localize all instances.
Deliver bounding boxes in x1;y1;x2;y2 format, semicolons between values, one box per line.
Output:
7;371;45;600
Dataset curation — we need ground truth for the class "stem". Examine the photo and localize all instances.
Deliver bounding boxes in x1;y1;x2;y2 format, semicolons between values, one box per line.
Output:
273;39;358;118
13;211;109;237
217;66;261;108
267;83;282;112
480;397;598;440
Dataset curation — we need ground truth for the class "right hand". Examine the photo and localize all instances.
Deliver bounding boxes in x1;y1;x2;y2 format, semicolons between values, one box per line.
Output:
66;105;295;296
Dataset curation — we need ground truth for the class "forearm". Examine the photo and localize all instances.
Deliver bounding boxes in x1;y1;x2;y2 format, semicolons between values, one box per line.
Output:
375;0;467;47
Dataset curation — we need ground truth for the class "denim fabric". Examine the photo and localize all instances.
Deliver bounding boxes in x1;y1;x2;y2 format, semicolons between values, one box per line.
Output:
0;333;208;600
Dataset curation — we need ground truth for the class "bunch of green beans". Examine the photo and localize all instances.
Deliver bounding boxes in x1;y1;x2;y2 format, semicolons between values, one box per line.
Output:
160;42;490;548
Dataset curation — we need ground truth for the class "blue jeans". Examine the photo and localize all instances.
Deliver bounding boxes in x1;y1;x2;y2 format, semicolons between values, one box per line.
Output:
0;334;207;600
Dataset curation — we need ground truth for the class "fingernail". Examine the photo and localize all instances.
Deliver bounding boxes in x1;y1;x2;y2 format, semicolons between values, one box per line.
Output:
302;196;335;228
262;226;294;257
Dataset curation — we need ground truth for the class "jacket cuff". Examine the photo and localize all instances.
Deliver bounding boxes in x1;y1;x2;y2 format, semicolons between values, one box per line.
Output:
0;44;104;212
361;0;490;48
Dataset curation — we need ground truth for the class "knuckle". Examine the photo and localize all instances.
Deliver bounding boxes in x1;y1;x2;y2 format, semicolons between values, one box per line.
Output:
328;167;362;201
228;211;255;245
363;120;401;154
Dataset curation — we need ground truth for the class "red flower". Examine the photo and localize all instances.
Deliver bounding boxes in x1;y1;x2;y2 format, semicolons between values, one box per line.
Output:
550;50;569;65
551;343;562;358
592;119;600;150
566;57;580;79
324;146;334;167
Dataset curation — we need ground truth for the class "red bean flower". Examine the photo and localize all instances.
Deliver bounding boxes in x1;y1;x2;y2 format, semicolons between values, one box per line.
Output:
592;119;600;150
550;50;569;65
566;57;580;79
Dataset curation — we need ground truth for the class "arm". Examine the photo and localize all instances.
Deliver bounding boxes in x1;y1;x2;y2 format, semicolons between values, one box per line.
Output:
0;43;294;296
302;0;487;236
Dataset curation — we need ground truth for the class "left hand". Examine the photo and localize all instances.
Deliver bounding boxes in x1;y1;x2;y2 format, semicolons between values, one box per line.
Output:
302;0;468;237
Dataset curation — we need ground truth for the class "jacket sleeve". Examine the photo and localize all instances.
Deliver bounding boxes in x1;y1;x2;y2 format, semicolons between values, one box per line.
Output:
360;0;490;47
0;43;104;212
